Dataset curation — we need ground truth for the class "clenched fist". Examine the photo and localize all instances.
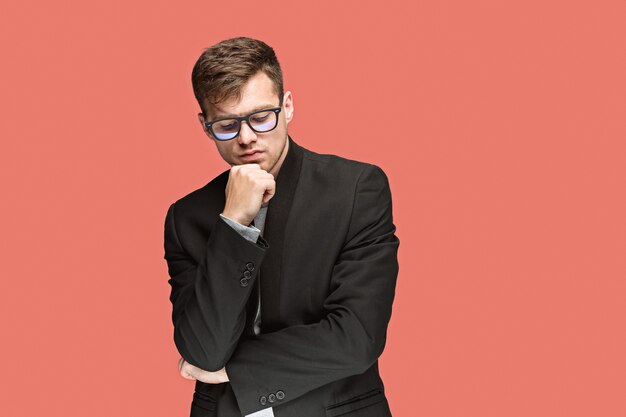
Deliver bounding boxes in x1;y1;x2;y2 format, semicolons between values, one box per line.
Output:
222;163;275;226
178;357;229;384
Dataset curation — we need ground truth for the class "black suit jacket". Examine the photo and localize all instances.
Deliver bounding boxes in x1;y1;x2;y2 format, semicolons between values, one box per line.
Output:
163;136;400;417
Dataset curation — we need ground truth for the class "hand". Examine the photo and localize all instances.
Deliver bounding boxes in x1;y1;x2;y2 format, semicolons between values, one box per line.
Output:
222;163;275;226
178;357;229;384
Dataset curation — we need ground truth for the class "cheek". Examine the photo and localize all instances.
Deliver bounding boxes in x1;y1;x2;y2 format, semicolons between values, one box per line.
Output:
215;143;233;161
215;141;228;151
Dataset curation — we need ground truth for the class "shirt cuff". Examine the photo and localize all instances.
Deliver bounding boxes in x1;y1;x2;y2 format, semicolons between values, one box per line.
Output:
219;213;261;243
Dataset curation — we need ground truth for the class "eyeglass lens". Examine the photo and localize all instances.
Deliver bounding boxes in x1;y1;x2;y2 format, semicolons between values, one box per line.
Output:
212;110;278;140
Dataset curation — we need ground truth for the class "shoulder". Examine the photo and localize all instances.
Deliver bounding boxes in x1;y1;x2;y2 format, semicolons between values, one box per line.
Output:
299;144;391;187
167;168;229;214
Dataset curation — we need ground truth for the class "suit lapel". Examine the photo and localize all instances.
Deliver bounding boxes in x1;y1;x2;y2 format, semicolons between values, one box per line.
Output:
260;135;303;332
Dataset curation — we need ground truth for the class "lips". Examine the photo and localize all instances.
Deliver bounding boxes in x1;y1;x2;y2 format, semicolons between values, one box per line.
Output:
240;150;262;157
239;151;263;161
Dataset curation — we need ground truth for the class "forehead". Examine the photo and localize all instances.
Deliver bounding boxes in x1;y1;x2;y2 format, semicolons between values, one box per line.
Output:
206;71;280;119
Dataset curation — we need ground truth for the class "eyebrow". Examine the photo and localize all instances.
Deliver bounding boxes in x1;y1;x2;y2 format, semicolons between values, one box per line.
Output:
211;103;279;119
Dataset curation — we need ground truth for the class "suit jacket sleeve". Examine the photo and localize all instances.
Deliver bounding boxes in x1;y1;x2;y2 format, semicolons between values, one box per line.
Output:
225;164;400;415
164;203;269;371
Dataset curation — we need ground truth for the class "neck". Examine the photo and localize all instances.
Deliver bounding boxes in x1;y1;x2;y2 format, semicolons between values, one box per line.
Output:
269;136;290;177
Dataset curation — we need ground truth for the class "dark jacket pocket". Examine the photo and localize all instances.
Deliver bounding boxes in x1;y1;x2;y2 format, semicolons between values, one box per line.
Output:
325;389;385;417
190;390;217;416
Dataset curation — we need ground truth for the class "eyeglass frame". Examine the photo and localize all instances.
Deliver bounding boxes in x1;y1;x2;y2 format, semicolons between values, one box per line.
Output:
202;104;283;141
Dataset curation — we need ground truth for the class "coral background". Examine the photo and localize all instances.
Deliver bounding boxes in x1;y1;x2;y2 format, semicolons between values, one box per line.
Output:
1;1;624;416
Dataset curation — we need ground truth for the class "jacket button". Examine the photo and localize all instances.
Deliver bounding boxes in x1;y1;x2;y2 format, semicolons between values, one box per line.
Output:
243;270;252;278
259;395;267;405
268;393;276;403
276;390;285;400
240;278;249;287
246;262;255;271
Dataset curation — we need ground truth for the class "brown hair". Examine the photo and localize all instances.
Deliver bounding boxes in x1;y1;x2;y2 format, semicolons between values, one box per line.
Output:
192;37;284;116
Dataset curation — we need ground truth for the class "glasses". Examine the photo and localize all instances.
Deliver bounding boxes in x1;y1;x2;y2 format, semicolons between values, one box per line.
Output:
204;106;282;141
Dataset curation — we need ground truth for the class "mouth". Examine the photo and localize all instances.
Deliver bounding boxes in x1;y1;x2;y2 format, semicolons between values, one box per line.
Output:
240;150;263;160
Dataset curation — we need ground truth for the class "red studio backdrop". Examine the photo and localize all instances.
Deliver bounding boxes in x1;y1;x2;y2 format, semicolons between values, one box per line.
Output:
1;1;625;416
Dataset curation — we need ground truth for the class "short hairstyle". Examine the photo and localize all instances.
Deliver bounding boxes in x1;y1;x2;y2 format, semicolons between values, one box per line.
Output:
192;37;284;116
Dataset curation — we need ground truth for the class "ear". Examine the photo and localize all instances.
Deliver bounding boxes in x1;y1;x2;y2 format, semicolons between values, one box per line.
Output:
198;112;211;136
282;91;294;124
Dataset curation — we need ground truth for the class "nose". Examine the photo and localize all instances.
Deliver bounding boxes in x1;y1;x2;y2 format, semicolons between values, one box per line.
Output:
237;121;257;145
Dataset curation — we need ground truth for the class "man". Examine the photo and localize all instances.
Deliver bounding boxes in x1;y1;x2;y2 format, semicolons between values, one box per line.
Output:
163;37;400;417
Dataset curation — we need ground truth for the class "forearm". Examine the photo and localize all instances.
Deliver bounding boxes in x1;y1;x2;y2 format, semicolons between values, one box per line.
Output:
225;305;389;403
165;204;269;371
226;236;399;414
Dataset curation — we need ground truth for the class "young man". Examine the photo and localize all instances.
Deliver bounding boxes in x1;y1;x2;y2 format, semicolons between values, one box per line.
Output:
163;37;400;417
